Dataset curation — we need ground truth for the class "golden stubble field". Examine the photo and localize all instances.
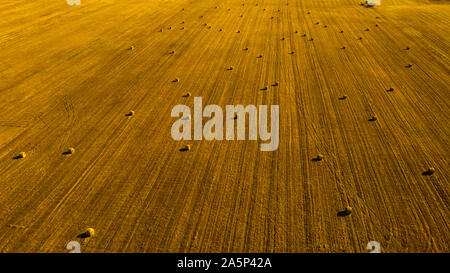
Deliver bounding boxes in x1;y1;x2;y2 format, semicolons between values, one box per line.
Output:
0;0;448;253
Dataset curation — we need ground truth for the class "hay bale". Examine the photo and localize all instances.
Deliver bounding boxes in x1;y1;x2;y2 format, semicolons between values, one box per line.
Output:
127;110;135;117
172;78;180;82
67;147;75;155
17;152;26;159
424;167;435;175
369;115;378;121
345;206;353;215
387;87;394;92
182;144;191;151
316;154;324;161
86;228;95;237
339;95;348;100
128;46;135;50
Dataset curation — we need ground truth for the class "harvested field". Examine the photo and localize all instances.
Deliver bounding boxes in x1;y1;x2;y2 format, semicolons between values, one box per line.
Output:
0;0;448;253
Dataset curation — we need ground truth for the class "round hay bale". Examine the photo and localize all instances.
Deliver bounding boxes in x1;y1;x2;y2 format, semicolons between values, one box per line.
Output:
67;147;75;155
345;206;353;214
426;167;435;175
86;228;95;237
17;152;26;159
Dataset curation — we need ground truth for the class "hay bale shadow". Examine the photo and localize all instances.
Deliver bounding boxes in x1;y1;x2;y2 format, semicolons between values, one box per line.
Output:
77;232;90;239
337;210;351;217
